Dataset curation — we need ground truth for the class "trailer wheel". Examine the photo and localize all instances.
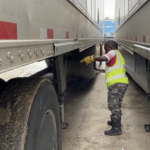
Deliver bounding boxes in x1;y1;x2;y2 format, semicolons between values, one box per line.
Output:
0;78;61;150
0;78;6;94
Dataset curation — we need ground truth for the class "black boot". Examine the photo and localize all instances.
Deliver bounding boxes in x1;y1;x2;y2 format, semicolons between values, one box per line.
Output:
107;119;122;126
107;115;113;126
105;118;122;136
107;120;112;126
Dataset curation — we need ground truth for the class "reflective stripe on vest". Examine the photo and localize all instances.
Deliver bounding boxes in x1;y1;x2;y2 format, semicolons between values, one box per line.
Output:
105;74;127;83
106;64;124;73
106;78;110;83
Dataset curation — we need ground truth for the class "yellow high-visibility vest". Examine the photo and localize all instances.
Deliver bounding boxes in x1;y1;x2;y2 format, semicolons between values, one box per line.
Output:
105;50;129;88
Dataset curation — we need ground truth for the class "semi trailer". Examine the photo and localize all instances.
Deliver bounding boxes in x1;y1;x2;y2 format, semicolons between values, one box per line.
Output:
0;0;104;149
115;0;150;96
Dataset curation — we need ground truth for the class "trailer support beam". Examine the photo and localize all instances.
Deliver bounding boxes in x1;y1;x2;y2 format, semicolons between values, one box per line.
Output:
55;55;68;128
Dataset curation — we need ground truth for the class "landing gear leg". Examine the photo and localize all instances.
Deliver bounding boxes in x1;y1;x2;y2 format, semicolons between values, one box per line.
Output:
58;94;68;129
54;55;69;129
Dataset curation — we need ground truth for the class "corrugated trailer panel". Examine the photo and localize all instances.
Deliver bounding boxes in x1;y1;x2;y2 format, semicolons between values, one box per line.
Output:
125;0;128;17
78;0;86;8
69;0;103;24
129;0;139;12
115;0;120;29
115;0;148;33
120;0;123;25
95;0;104;31
115;0;149;41
92;0;96;22
98;0;104;22
87;0;92;20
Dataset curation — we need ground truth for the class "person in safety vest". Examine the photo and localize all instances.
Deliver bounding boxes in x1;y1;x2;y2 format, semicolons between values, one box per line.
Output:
80;40;129;136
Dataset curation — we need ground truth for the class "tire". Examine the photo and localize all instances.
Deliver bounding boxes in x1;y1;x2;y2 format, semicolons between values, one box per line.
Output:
0;78;61;150
0;78;6;94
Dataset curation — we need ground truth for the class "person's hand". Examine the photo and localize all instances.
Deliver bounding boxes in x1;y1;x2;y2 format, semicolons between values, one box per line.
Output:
80;55;95;65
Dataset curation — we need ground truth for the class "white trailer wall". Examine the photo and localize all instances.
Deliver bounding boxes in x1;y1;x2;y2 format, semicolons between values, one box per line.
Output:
115;0;150;94
115;0;148;31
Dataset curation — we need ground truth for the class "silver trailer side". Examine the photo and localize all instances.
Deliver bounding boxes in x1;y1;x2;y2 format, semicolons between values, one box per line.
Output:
0;0;103;39
115;0;150;95
0;0;104;149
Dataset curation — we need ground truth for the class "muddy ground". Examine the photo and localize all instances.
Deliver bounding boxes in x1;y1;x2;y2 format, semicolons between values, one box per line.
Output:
0;61;150;150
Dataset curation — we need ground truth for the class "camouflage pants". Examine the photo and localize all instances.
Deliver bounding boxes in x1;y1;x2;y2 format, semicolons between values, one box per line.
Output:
108;83;128;119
